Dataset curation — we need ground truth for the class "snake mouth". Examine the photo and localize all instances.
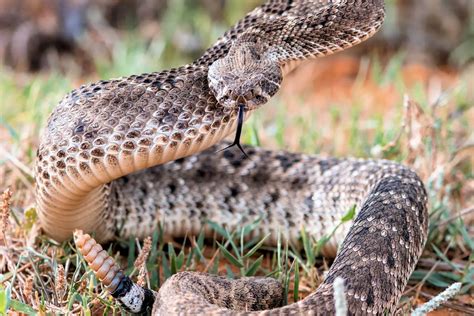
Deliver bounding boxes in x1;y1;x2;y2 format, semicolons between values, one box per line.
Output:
217;91;267;112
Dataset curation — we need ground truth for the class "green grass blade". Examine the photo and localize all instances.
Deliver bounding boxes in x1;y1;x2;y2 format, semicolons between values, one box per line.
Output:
293;260;300;303
0;284;11;314
243;233;270;259
216;242;244;268
245;255;264;277
301;226;315;267
9;299;37;315
341;205;357;222
207;220;229;239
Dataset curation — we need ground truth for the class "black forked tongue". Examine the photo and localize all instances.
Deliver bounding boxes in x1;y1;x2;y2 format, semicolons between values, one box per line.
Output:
217;103;249;159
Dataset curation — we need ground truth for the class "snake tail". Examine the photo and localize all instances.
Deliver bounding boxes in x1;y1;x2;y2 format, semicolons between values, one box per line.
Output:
74;230;155;313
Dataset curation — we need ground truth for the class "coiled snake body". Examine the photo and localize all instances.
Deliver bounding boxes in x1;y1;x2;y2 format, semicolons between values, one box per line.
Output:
36;0;429;314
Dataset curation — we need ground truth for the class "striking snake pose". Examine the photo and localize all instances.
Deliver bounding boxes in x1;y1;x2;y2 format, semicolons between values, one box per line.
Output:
36;0;429;314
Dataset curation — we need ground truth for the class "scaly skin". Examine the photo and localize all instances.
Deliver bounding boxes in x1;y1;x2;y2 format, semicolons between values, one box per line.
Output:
75;145;428;314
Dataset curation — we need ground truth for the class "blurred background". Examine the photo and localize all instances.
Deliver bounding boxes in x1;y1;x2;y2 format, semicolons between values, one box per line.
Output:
0;0;473;73
0;1;473;314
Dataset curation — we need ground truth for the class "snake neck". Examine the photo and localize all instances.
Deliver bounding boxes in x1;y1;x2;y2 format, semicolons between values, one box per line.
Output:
35;69;254;242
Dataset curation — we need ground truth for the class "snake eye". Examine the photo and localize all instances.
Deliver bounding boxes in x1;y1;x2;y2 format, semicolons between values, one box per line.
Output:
244;90;255;99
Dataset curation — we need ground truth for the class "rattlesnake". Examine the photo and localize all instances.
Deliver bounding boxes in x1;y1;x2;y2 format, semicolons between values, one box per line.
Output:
35;0;429;314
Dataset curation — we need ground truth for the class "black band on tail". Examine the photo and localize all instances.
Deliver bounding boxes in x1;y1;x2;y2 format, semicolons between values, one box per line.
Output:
110;275;155;314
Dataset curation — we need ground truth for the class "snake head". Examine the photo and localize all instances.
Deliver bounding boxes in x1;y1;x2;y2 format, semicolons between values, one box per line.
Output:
208;40;282;111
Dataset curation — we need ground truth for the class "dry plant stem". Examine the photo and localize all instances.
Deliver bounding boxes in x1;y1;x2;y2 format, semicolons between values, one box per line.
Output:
135;236;152;287
0;260;38;284
23;275;34;305
74;230;155;313
1;187;13;243
381;94;410;152
0;188;14;277
134;236;152;269
204;248;221;273
137;265;148;288
55;264;66;302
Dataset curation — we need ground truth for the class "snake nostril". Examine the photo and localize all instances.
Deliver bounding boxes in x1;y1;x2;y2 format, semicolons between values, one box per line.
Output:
220;95;230;103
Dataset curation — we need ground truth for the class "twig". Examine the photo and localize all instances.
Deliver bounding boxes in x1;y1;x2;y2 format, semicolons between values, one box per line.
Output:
204;248;221;273
411;283;462;316
417;290;474;314
0;259;37;283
